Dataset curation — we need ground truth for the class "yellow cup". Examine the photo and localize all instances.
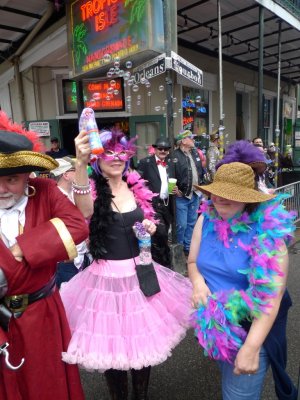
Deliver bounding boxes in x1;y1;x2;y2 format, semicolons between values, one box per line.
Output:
168;178;177;194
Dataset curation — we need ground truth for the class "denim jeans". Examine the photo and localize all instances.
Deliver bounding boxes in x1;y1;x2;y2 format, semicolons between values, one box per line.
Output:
218;346;270;400
175;193;200;253
56;261;78;289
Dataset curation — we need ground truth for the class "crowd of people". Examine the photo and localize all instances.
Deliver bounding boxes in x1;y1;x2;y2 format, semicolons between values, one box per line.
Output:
0;109;298;400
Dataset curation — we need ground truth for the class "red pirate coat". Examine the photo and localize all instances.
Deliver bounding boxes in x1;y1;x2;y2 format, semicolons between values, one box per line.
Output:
0;178;88;400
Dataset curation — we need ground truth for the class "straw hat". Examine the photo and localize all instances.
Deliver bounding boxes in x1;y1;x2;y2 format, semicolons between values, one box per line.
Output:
194;162;274;203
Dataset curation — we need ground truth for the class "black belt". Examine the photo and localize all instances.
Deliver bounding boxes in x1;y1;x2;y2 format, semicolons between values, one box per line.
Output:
3;275;56;314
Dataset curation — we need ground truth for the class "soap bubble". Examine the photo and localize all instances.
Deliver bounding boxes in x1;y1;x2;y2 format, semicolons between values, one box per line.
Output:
125;60;132;69
173;112;177;118
107;71;113;78
164;100;168;105
114;57;120;68
127;79;134;86
103;53;111;63
110;80;116;87
172;97;177;103
140;77;147;84
154;106;161;111
195;95;201;103
132;85;139;92
159;85;164;91
123;72;131;80
113;89;119;95
147;91;152;97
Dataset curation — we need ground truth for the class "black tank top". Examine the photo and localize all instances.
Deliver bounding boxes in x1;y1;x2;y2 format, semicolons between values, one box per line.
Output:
103;207;144;260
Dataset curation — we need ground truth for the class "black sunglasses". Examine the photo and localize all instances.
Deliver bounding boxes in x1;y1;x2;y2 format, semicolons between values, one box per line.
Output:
156;147;170;151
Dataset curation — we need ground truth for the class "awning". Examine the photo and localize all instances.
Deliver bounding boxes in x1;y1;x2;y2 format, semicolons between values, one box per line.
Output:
177;0;300;84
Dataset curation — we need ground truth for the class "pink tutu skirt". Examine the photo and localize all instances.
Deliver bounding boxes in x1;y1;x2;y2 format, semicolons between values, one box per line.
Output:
60;258;192;371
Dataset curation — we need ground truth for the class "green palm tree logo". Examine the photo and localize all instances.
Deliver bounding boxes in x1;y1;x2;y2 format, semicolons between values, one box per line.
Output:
73;23;88;67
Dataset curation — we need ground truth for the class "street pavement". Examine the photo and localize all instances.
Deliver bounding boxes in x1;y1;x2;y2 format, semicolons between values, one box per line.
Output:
80;235;300;400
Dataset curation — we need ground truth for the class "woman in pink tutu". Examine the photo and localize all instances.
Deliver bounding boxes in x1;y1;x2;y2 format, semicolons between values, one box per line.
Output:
60;128;192;399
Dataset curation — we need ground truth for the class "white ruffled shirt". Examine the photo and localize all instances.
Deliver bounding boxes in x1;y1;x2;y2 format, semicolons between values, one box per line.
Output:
0;195;28;248
155;155;169;200
58;187;89;269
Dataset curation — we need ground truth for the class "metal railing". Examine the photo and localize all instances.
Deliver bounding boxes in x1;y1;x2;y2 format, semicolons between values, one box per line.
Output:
275;180;300;223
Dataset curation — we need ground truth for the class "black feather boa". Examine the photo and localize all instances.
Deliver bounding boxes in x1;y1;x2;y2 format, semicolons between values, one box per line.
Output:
89;170;158;260
89;171;115;260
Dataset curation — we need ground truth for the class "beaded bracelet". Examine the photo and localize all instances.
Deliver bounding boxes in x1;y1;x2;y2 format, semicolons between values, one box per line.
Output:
72;187;91;195
72;181;91;195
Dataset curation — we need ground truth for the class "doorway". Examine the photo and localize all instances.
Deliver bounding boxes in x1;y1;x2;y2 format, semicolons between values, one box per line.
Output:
129;115;166;163
59;117;130;156
236;91;250;140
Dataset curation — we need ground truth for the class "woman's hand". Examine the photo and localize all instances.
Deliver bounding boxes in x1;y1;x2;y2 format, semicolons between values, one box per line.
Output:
142;219;156;236
191;279;211;308
75;130;91;166
233;344;260;375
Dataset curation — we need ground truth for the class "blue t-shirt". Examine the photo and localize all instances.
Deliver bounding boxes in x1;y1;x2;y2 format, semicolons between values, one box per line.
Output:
196;216;258;293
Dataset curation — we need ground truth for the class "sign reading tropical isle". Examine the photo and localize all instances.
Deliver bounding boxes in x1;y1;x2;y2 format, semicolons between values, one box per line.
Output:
67;0;165;77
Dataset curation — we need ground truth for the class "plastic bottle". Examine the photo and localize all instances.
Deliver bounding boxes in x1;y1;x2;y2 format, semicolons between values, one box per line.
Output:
79;107;104;155
133;222;152;265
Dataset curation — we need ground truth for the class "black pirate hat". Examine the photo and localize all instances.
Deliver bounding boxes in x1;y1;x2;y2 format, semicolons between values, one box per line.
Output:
0;112;58;176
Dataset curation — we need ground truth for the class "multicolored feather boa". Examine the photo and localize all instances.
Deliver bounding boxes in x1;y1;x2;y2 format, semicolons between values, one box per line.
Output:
191;194;296;363
90;170;158;224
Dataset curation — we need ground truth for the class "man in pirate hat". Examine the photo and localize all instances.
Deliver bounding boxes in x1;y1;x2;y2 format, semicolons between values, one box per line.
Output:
0;111;88;400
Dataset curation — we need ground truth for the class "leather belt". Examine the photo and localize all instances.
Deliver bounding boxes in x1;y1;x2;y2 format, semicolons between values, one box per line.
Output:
3;275;56;314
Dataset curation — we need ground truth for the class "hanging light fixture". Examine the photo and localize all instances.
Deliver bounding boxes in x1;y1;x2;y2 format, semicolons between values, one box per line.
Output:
183;15;189;30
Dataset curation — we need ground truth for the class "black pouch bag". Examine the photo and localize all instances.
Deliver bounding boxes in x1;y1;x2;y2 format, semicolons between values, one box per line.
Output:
112;200;161;298
135;263;161;297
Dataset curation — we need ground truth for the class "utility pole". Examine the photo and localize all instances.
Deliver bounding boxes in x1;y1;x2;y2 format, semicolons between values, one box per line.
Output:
217;0;224;158
162;0;177;245
275;20;282;187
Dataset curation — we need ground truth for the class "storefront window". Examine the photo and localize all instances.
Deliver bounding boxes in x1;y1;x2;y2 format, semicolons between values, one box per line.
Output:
182;86;209;152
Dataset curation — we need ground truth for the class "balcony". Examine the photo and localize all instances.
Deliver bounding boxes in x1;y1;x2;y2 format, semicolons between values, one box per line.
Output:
274;0;300;19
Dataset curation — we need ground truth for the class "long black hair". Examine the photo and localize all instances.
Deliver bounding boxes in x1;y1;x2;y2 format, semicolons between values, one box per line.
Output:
88;171;115;260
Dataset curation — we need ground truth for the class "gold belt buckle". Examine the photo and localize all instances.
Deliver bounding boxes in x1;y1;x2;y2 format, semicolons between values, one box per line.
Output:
4;294;29;313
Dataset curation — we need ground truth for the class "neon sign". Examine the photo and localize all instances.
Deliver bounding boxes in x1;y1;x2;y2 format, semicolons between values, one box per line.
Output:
67;0;165;77
62;78;124;112
80;0;120;32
